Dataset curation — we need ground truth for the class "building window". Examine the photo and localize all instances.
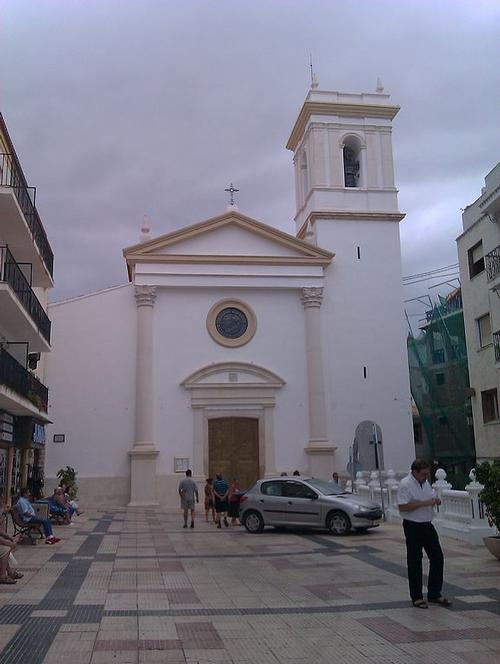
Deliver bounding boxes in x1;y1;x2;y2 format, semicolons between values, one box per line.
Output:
477;313;492;348
481;389;499;424
494;330;500;362
436;373;445;385
206;299;257;348
468;241;485;278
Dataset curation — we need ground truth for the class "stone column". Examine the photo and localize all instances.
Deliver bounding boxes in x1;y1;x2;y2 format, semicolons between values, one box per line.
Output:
129;286;159;506
301;287;335;477
263;405;277;477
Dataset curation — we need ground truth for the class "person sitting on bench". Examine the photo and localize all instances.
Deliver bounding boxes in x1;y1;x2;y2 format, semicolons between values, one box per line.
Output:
17;488;60;545
49;488;75;525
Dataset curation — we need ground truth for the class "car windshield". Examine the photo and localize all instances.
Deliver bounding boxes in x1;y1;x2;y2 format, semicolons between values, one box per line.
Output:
306;478;350;496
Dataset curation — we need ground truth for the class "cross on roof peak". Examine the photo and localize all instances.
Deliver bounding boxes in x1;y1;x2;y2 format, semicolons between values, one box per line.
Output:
224;183;239;207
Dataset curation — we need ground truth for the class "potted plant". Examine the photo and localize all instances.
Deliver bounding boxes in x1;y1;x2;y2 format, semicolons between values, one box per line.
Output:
475;460;500;560
56;466;78;496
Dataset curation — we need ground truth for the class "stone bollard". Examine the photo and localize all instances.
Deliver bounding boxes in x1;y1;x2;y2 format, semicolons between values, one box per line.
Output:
368;470;379;502
354;471;366;494
465;469;485;523
432;468;451;516
385;469;399;520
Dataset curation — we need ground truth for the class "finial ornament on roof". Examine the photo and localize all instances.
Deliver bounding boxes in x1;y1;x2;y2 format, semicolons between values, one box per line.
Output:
376;77;384;93
140;214;151;243
309;53;318;89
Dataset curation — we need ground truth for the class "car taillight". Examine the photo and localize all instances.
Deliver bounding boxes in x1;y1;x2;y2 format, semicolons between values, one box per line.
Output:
239;495;248;503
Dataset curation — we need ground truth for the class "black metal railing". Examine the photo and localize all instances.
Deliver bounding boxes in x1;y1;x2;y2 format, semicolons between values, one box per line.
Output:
0;348;48;412
494;331;500;363
0;153;54;278
485;245;500;282
0;246;51;344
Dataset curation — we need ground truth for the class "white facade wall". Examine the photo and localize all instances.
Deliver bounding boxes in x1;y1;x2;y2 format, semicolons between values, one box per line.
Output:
457;163;500;461
45;284;136;503
318;218;413;472
152;287;310;475
45;281;315;506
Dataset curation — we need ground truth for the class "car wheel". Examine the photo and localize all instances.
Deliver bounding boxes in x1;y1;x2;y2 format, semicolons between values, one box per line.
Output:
243;510;264;534
327;510;351;535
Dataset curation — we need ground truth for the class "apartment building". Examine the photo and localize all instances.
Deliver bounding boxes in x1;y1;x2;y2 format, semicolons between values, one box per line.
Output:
457;162;500;462
0;113;54;503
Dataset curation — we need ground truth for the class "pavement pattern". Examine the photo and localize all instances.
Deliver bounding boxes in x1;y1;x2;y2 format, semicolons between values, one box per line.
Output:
0;509;499;664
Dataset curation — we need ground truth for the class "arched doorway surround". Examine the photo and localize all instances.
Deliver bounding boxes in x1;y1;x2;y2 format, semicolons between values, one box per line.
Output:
182;362;285;479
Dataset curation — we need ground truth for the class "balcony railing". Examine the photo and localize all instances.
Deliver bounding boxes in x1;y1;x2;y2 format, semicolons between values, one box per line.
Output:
485;245;500;282
0;246;51;344
0;153;54;278
0;348;48;412
494;331;500;363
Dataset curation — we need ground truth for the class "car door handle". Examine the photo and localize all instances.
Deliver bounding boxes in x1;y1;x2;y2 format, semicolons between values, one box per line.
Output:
288;501;293;505
259;499;264;503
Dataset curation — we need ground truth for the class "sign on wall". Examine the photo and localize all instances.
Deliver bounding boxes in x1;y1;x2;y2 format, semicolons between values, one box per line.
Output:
174;457;190;473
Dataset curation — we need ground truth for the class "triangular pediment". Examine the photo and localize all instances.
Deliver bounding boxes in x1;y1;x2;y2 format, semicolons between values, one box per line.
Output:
123;211;333;270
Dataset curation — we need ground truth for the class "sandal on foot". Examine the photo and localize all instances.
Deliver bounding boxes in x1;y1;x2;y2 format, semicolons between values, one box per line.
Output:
412;599;428;609
10;572;23;579
428;597;452;607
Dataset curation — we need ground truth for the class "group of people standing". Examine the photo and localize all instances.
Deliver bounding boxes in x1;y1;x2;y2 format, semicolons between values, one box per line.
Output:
178;470;241;529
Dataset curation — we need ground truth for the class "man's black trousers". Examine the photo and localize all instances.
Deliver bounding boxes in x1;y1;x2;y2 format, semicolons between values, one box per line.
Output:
402;519;444;602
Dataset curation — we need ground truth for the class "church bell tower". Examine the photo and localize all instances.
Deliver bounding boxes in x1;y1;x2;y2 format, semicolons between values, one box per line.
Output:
287;80;404;237
286;80;414;473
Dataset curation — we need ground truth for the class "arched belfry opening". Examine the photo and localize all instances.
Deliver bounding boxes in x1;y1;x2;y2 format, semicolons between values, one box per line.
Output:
342;135;362;188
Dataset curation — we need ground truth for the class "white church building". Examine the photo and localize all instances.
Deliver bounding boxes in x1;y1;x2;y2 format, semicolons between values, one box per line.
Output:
45;84;415;507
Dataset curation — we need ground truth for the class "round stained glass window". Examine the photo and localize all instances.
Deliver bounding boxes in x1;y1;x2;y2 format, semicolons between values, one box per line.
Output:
215;307;248;339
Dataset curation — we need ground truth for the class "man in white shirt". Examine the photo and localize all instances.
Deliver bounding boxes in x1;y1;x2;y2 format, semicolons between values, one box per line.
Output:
397;459;451;609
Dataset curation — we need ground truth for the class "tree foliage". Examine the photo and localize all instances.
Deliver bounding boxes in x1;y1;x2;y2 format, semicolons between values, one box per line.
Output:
475;461;500;534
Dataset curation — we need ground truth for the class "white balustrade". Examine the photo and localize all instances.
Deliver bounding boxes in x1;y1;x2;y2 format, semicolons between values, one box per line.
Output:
350;466;495;545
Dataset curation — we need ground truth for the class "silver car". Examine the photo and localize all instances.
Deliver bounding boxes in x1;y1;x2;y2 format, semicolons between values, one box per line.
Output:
239;476;382;535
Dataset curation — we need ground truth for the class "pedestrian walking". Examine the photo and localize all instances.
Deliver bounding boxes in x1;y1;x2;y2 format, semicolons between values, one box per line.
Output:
397;459;452;609
228;478;241;525
213;473;229;528
178;469;199;529
204;478;216;523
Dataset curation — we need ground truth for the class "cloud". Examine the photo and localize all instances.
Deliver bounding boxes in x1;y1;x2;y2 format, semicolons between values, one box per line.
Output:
1;0;499;300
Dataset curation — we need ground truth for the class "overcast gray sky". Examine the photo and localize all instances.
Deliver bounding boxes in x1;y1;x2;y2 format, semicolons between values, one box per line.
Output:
2;0;499;314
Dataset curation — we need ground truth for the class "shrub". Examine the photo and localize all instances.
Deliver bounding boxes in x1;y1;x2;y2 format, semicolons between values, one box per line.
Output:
475;460;500;534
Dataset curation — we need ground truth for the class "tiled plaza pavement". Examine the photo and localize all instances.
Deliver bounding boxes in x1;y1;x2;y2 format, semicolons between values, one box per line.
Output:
0;510;498;664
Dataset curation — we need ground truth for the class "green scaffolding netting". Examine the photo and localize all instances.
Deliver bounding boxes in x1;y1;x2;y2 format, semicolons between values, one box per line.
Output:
407;292;475;478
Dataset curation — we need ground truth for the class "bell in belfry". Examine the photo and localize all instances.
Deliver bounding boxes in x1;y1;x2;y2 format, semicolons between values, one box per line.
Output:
343;146;360;187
